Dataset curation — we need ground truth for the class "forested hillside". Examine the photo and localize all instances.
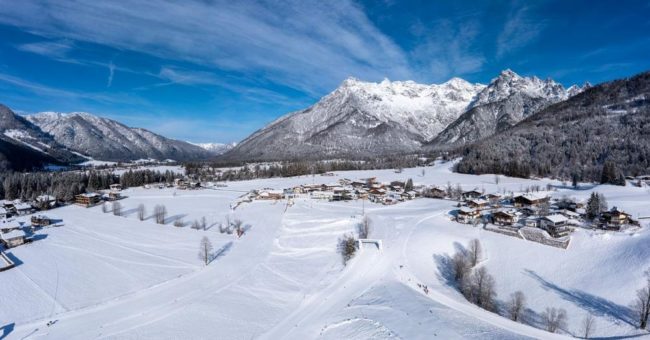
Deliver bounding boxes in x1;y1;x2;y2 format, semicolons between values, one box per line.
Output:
455;71;650;182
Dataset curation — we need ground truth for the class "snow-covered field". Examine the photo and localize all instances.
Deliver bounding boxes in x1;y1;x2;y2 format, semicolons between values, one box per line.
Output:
1;161;650;339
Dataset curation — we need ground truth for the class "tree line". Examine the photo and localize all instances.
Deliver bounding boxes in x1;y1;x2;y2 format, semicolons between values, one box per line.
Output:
0;169;179;201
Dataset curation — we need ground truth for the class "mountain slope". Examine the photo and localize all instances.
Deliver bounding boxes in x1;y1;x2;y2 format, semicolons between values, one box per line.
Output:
429;70;587;146
27;112;211;162
0;104;82;170
224;77;485;160
455;70;650;181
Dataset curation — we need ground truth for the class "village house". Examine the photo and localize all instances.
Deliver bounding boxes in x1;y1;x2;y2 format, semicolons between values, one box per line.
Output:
486;193;501;205
0;228;27;248
35;195;57;210
103;191;123;201
75;193;102;207
462;190;483;201
109;184;123;191
424;186;446;199
540;214;570;237
492;210;518;226
513;193;550;208
467;198;489;210
14;203;34;216
524;217;540;228
457;207;480;224
599;207;634;230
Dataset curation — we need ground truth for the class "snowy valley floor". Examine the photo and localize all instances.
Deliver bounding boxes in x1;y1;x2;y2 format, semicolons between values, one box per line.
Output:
1;162;650;339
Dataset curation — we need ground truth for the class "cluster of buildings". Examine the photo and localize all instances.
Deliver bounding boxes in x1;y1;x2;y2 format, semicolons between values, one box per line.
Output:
0;215;54;249
431;187;639;238
251;177;420;205
75;184;125;208
0;194;58;220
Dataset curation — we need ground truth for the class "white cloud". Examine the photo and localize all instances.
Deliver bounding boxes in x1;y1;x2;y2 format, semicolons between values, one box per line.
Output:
0;0;414;94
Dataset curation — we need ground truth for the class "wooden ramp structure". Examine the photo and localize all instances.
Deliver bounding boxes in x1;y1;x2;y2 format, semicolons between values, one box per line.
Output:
357;239;383;252
0;250;15;272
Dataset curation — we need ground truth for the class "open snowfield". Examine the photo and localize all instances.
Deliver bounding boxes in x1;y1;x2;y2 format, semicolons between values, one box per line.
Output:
1;161;650;339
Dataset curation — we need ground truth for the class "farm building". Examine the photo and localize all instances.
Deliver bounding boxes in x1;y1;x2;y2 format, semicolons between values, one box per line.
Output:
0;229;27;248
424;187;446;198
75;193;102;207
109;184;122;191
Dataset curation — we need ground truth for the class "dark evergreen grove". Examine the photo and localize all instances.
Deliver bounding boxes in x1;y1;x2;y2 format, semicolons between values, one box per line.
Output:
0;169;179;201
452;71;650;183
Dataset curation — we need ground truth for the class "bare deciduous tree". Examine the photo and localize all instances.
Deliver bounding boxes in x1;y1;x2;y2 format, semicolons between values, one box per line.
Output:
452;251;470;284
198;236;213;265
338;234;357;265
112;201;122;216
508;291;526;322
632;268;650;329
137;203;146;221
173;218;184;227
154;204;167;224
191;220;200;230
200;216;207;230
467;239;482;267
581;314;595;339
470;267;497;311
494;174;500;185
101;202;109;213
541;307;567;333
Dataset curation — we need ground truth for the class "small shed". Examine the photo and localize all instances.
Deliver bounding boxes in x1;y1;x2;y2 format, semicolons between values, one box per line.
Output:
31;215;53;227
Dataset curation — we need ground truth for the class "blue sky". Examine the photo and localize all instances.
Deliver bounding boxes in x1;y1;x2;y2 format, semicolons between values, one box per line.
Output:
0;0;648;143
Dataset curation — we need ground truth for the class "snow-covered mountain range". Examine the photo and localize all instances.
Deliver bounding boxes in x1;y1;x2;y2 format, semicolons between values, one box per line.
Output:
224;70;587;160
26;112;211;162
189;142;236;155
429;70;590;146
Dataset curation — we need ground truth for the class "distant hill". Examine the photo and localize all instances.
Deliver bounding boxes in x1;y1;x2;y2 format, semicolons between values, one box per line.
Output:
27;112;211;162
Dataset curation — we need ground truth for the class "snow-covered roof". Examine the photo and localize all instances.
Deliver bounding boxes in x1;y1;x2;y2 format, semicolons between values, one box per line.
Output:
15;203;32;210
0;228;26;239
543;214;568;224
459;207;476;214
0;207;6;215
36;195;56;202
79;193;100;198
515;192;550;201
469;199;489;205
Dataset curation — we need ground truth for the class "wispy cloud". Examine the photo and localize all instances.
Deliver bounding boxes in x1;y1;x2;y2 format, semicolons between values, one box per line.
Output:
157;67;221;86
0;0;413;94
0;71;146;106
409;19;486;81
107;61;115;87
16;39;74;59
496;3;546;59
